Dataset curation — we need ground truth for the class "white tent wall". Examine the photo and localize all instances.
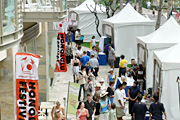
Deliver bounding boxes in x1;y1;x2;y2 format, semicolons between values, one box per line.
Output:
114;25;154;62
160;69;180;120
146;48;167;89
78;13;107;42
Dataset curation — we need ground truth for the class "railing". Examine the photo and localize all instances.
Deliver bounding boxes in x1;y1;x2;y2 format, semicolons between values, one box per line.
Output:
66;0;78;8
21;23;39;44
22;0;67;12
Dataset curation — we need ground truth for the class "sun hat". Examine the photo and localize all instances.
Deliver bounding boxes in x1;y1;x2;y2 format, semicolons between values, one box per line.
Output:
108;68;114;73
100;91;108;97
99;78;105;82
95;83;101;88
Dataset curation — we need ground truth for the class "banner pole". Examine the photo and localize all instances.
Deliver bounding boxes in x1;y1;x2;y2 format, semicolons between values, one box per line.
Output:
66;81;70;119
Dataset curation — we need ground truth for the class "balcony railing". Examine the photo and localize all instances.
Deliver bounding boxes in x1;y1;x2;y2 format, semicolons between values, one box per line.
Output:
67;0;78;8
22;0;66;12
22;0;67;22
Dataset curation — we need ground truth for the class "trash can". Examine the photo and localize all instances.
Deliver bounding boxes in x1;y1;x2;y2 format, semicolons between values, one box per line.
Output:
114;57;120;68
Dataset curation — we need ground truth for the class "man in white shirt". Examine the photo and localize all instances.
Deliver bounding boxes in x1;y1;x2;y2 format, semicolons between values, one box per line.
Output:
121;82;129;106
75;29;81;47
114;83;125;120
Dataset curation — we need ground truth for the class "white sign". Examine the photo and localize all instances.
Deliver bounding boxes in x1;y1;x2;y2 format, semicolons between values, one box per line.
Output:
155;64;159;83
71;13;77;21
16;53;40;80
105;26;112;36
139;47;144;64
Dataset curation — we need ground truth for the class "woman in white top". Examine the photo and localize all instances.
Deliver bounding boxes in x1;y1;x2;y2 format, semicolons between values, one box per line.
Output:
92;36;96;47
76;46;83;60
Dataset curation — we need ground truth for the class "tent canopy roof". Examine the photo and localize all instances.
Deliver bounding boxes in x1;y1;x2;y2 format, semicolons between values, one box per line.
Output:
154;43;180;70
69;0;106;14
137;17;180;50
102;3;155;27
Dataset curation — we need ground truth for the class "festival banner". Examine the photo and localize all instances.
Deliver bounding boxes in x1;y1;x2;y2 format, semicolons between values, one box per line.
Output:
54;32;67;72
67;82;80;115
16;52;40;120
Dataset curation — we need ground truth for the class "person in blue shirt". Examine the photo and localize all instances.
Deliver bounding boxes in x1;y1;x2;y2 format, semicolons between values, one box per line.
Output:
80;51;90;66
99;91;111;119
149;94;167;120
132;94;148;120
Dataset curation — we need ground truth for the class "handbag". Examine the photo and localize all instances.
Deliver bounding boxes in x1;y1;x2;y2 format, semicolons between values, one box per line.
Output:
70;54;73;59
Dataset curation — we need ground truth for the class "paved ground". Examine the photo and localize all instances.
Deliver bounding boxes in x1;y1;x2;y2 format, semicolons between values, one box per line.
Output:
42;43;132;120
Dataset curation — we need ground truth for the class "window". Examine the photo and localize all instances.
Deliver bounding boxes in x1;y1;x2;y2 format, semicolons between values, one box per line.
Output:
2;0;15;34
63;0;66;10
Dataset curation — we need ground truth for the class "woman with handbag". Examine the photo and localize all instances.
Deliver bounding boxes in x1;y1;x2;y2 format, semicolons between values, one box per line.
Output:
76;102;90;120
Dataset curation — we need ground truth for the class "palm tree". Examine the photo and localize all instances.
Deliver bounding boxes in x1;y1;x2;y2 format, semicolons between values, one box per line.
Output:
167;0;173;18
138;0;142;14
156;0;163;30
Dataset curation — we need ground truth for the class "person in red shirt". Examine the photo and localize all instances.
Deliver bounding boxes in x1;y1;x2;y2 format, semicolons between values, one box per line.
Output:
76;102;90;120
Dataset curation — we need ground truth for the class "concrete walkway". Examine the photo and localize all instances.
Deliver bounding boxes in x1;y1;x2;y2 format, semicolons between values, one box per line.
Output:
45;43;132;120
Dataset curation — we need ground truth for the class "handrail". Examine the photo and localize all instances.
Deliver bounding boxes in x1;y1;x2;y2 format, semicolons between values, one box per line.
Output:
0;26;23;38
22;0;66;12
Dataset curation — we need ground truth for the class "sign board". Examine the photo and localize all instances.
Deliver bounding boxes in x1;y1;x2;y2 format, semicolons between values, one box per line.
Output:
16;52;40;120
54;32;67;72
67;82;80;115
71;13;77;21
105;26;112;36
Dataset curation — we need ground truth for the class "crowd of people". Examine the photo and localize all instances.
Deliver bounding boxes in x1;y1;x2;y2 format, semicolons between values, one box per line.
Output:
51;28;167;120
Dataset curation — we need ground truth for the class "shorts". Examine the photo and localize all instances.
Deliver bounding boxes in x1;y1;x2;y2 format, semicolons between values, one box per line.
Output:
108;59;114;66
75;40;81;45
119;68;126;77
116;107;125;118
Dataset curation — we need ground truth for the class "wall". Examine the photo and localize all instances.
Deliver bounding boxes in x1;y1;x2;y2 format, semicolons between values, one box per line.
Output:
36;23;47;103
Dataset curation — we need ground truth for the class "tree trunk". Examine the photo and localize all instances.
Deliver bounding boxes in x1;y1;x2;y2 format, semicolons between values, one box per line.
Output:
156;0;163;30
167;0;173;18
94;12;101;37
138;0;142;14
110;0;118;16
120;0;123;10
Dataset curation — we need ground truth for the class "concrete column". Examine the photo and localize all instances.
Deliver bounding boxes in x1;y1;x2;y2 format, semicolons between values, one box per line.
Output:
0;44;19;120
45;22;50;101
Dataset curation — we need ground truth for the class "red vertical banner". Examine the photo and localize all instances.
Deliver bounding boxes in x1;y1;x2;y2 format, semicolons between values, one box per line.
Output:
54;32;67;72
16;52;40;120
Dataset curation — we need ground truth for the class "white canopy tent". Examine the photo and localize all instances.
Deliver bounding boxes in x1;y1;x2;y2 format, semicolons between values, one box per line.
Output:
69;0;107;42
137;17;180;89
102;3;155;62
153;43;180;120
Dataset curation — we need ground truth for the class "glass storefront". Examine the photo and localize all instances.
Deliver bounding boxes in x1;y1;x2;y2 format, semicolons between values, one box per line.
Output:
2;0;16;35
